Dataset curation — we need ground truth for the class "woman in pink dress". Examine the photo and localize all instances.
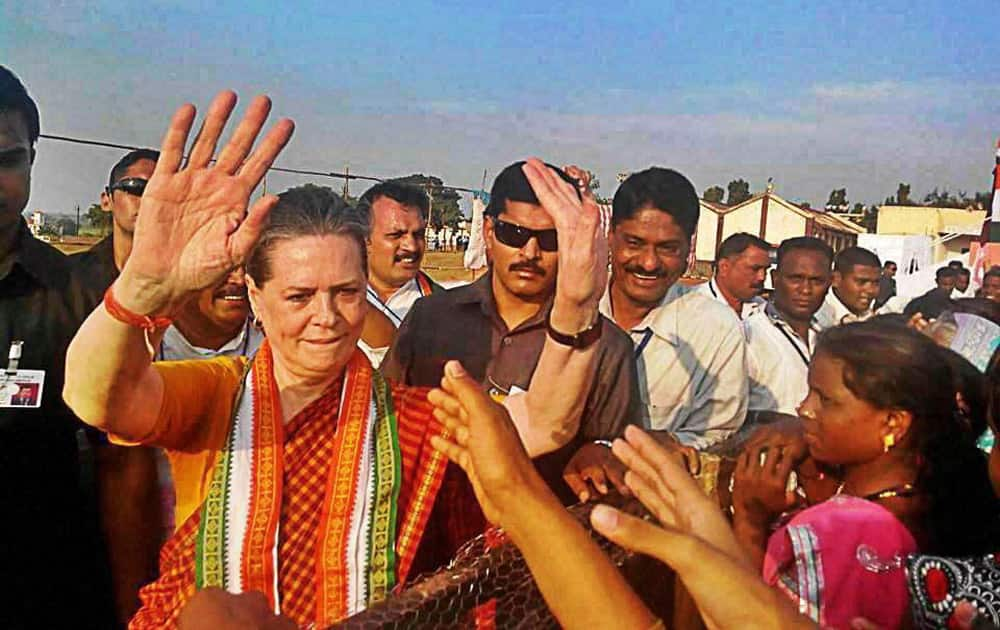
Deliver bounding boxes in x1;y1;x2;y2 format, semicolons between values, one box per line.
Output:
733;320;1000;629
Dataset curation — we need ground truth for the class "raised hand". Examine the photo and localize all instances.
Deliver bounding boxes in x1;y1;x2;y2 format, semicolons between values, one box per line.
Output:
521;158;608;332
428;361;547;526
117;91;294;316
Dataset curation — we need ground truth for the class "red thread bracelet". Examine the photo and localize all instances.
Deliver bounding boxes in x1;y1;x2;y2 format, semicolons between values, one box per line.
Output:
103;284;173;332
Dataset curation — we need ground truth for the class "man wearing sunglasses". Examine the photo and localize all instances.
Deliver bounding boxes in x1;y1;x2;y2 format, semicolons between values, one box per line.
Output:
71;149;159;295
382;159;640;573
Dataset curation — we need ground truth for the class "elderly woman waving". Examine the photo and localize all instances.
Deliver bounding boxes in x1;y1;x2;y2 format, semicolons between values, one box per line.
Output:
63;92;610;628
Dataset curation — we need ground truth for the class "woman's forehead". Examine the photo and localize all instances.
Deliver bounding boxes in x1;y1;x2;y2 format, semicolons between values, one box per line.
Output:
266;234;365;284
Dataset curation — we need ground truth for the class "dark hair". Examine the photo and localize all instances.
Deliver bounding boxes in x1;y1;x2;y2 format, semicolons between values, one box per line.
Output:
246;184;367;286
833;246;881;274
355;180;431;228
612;167;699;237
936;267;959;281
485;161;579;218
776;236;833;269
816;320;1000;555
108;149;160;189
949;261;965;270
0;66;40;145
884;260;897;268
716;232;771;261
958;268;972;279
986;267;1000;283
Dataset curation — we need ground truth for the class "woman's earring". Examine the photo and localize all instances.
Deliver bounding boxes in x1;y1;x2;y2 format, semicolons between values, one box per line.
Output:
882;433;895;453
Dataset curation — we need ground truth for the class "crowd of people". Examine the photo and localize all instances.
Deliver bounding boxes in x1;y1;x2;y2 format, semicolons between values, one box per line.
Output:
3;64;1000;630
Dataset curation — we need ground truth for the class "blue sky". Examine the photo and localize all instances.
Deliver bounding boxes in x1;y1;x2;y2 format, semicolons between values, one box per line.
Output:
3;1;997;215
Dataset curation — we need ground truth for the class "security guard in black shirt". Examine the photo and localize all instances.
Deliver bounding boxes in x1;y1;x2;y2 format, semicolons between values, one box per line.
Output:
0;66;117;628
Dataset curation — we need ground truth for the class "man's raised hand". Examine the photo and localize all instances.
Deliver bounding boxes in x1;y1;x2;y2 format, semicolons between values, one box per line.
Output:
521;158;608;332
117;91;294;315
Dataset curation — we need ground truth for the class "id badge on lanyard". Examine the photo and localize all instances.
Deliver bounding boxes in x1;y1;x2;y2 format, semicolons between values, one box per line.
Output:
0;341;46;408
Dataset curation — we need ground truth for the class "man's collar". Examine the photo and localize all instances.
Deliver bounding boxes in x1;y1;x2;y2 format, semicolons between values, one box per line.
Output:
600;281;686;343
2;219;68;287
765;300;822;334
456;269;553;329
826;289;872;324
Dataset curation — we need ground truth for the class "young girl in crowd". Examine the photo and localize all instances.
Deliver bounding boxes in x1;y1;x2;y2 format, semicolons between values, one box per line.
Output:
732;320;1000;628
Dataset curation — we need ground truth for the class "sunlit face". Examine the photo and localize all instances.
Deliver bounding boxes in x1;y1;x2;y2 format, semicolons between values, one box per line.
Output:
248;235;368;379
367;196;427;291
100;158;156;235
182;268;250;337
0;111;33;236
833;264;881;315
983;276;1000;302
610;207;689;307
717;245;770;302
485;201;559;302
772;250;831;321
798;352;906;466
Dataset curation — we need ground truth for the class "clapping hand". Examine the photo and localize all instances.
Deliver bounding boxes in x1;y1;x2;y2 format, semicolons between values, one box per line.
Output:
117;91;294;316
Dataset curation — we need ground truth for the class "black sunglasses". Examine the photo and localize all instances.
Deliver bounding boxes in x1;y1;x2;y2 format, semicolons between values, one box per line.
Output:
107;177;148;197
493;218;558;252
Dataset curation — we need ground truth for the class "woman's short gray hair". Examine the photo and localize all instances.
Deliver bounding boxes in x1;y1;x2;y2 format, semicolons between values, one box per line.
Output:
246;184;368;286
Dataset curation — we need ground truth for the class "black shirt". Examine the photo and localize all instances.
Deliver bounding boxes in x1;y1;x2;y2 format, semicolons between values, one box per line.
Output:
903;287;956;320
68;235;119;305
0;221;115;628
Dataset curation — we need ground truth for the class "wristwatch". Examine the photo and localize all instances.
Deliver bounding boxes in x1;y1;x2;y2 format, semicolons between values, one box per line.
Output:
546;316;602;349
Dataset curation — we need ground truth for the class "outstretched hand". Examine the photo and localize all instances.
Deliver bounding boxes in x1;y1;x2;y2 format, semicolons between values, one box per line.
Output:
594;425;746;564
118;91;294;315
428;361;548;526
521;159;608;332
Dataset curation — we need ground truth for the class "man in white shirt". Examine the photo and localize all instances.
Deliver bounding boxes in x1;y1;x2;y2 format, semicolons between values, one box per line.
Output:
356;181;442;327
694;232;770;320
597;167;748;449
744;237;832;416
158;268;264;361
815;246;881;329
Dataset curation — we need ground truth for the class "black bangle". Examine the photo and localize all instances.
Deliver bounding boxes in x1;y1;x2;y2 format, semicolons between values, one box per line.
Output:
547;316;602;349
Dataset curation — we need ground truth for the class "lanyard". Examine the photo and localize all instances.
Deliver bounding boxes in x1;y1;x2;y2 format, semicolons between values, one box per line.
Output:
770;319;811;367
633;328;654;361
366;286;403;326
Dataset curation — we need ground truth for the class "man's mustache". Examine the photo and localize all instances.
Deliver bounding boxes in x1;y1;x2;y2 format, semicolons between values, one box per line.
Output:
509;261;546;276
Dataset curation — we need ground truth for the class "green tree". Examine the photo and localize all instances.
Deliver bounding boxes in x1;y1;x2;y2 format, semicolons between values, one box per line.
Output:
703;186;725;204
862;204;879;233
393;174;463;229
84;202;111;235
726;179;751;206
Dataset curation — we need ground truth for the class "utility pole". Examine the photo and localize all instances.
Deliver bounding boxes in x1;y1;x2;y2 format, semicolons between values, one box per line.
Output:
75;204;80;235
343;165;350;200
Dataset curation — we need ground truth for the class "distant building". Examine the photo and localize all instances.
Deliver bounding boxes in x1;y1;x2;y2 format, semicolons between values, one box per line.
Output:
27;210;45;236
691;186;863;276
876;204;985;263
